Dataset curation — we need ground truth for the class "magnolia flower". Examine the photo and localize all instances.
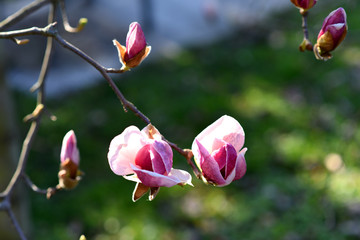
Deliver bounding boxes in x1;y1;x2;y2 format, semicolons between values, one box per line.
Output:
290;0;317;12
58;130;82;190
192;115;247;187
108;124;192;201
314;7;347;60
113;22;151;71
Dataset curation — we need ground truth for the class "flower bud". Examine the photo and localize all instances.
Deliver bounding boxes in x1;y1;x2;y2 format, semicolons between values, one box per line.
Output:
191;115;247;187
314;8;347;60
58;130;82;190
113;22;151;71
61;130;80;166
290;0;317;12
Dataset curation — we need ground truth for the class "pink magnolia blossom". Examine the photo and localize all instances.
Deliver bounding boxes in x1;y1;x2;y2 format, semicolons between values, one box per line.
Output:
60;130;80;166
290;0;317;11
108;124;192;201
191;115;247;187
113;22;151;71
315;8;347;60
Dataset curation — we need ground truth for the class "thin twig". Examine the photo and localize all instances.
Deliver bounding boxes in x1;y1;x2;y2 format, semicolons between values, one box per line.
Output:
299;10;313;52
52;33;151;124
22;174;47;195
105;68;127;74
59;0;86;33
6;202;27;240
301;11;310;40
0;0;52;31
1;122;40;197
1;18;198;190
31;5;56;93
0;22;57;39
0;3;56;197
166;142;201;178
0;6;56;240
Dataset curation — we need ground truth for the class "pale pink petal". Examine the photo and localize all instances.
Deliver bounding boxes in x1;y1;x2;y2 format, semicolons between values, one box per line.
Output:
61;130;80;166
108;126;148;176
123;174;140;183
131;164;192;187
141;124;163;141
234;148;247;181
192;115;245;153
168;168;193;186
193;139;226;185
211;138;227;153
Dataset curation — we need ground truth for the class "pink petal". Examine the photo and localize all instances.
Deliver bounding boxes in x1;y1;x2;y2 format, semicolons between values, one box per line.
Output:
224;144;237;178
125;22;146;60
193;139;226;186
130;164;192;187
134;141;170;175
108;126;148;176
318;8;347;39
168;168;193;186
326;23;347;47
134;144;155;172
211;143;237;179
192;115;245;153
234;148;247;181
152;140;173;173
220;165;237;187
60;130;80;166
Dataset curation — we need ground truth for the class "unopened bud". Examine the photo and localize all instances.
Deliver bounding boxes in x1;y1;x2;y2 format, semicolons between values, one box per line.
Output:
314;8;347;60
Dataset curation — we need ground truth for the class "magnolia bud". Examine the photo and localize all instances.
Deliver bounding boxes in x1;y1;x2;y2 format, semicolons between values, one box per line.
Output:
314;8;347;60
290;0;317;12
58;130;82;190
113;22;151;71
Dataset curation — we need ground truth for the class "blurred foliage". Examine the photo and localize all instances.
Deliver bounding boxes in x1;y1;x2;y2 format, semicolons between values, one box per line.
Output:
10;0;360;239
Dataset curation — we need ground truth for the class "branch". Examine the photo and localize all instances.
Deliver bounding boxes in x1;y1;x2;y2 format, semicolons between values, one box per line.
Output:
59;0;87;33
5;201;27;240
1;20;198;193
0;22;57;39
166;142;201;178
52;33;151;124
0;0;52;31
299;11;313;52
31;5;56;94
0;6;56;239
22;173;47;195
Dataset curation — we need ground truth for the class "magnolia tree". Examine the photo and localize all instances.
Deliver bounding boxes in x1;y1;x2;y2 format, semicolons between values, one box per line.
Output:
0;0;348;239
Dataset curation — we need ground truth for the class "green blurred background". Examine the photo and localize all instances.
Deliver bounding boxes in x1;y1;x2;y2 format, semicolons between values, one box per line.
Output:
5;0;360;239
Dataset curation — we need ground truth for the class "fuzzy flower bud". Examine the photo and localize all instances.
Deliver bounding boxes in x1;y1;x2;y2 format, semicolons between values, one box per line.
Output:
314;7;347;60
191;115;247;187
113;22;151;71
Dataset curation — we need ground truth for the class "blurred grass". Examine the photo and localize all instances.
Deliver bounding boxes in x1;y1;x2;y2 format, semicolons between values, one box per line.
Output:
10;1;360;239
